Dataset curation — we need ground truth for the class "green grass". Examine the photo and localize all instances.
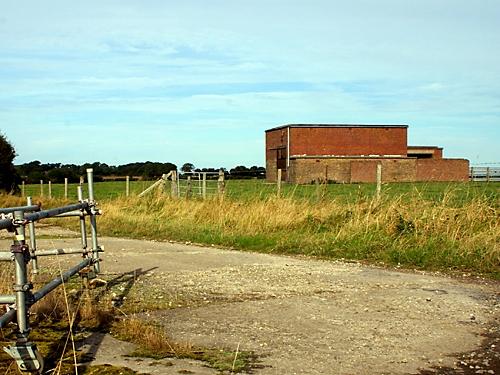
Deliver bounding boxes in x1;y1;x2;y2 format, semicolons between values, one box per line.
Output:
20;179;499;205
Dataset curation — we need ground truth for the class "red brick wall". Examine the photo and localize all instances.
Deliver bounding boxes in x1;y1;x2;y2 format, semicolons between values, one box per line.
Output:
290;127;407;157
350;160;378;183
342;158;416;183
289;158;351;184
266;129;288;181
416;159;469;181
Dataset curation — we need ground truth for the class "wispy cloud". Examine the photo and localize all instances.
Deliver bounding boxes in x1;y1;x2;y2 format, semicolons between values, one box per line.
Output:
0;0;499;165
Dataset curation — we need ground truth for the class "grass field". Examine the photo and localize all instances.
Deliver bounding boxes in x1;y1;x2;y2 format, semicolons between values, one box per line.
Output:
4;180;500;279
20;179;499;204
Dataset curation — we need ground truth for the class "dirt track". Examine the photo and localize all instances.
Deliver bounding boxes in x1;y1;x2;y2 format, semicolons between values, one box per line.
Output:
0;231;499;374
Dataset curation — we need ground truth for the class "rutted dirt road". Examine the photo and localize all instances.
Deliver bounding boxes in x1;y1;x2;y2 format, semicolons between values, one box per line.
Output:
1;229;499;374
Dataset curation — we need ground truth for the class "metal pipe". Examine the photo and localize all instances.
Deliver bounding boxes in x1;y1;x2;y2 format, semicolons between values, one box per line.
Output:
77;186;88;251
87;169;100;273
0;252;12;261
0;205;40;214
0;218;12;230
0;309;16;328
32;258;93;303
34;248;94;257
0;295;16;304
23;202;89;222
52;211;85;218
26;197;39;274
13;211;29;335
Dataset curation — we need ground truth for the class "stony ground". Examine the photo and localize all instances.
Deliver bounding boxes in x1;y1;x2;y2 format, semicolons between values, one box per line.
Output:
0;227;498;374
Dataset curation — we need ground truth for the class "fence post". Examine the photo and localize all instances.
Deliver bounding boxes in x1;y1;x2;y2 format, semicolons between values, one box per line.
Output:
80;176;84;185
486;167;491;182
21;181;25;197
470;167;474;181
12;211;30;338
186;176;192;199
40;180;44;198
26;197;39;274
77;185;88;252
86;169;100;274
171;171;178;198
177;170;181;198
64;178;68;199
48;181;52;199
202;173;207;199
277;169;282;197
126;176;130;197
217;170;225;197
376;164;382;200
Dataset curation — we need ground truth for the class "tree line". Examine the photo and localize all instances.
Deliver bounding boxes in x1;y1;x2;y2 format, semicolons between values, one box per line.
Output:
15;161;178;183
14;161;266;184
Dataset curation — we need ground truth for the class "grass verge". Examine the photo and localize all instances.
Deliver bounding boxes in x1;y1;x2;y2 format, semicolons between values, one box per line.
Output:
89;187;499;279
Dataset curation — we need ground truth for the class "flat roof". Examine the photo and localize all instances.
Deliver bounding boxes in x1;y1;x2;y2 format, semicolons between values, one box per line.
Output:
408;146;442;150
265;124;409;132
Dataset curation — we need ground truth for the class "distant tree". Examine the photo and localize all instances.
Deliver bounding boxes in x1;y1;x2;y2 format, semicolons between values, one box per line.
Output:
181;163;195;173
0;134;20;194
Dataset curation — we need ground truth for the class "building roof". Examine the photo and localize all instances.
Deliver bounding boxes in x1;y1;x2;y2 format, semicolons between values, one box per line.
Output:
407;146;442;150
265;124;409;132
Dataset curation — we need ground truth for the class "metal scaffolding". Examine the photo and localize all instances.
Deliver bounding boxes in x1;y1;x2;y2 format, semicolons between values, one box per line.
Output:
0;168;102;373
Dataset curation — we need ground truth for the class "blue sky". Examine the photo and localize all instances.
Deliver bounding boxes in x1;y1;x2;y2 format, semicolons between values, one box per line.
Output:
1;0;499;168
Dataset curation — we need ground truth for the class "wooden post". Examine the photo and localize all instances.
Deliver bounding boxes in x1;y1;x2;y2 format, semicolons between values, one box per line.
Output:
80;176;84;185
40;180;44;197
314;178;320;201
48;181;52;199
21;181;25;197
126;176;130;197
217;170;225;197
486;167;491;182
202;172;207;199
186;176;192;199
64;178;68;199
171;171;178;198
277;169;282;197
177;170;181;198
376;164;382;200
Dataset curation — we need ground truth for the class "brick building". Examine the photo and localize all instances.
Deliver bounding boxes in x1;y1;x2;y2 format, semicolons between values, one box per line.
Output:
265;124;469;183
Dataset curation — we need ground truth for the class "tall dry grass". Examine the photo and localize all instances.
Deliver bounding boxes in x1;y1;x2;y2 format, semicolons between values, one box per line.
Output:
91;190;499;277
1;189;498;277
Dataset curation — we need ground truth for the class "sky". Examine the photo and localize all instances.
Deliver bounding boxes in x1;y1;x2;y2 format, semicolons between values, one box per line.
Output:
1;0;499;168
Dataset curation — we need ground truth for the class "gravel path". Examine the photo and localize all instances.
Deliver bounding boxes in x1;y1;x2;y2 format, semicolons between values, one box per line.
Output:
0;232;498;374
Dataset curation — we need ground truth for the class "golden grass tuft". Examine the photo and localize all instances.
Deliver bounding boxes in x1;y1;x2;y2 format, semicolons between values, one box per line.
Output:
113;316;194;358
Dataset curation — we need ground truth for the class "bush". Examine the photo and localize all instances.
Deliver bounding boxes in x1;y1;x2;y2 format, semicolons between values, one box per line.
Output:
0;133;20;194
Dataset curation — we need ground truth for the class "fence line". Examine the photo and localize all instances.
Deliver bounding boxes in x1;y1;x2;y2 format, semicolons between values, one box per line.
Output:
470;166;500;182
0;168;102;373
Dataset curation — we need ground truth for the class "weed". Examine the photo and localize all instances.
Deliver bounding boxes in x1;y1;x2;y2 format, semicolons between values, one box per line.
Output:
113;316;257;373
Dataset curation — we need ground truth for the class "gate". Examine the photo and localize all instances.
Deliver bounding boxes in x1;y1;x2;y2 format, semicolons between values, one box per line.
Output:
0;168;102;373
